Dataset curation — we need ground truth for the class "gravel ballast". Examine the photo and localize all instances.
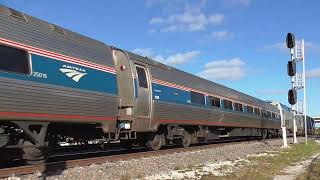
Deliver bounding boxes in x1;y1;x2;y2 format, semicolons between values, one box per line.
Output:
7;138;303;180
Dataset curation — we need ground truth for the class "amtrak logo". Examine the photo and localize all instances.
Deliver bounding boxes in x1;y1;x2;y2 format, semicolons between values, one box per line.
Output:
59;65;87;82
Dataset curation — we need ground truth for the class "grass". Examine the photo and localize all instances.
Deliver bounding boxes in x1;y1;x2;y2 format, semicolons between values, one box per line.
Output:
200;141;320;180
297;156;320;180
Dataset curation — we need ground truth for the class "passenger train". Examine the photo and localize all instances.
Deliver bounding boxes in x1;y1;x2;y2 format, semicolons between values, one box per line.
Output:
0;6;314;164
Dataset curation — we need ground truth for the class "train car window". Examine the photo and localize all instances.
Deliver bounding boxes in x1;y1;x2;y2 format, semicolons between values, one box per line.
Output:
267;111;271;118
247;106;254;114
254;108;261;116
209;96;221;108
0;44;30;74
223;100;228;109
136;66;148;88
234;103;239;111
229;101;233;110
262;110;267;118
190;91;205;105
223;100;233;110
272;113;276;119
234;102;243;112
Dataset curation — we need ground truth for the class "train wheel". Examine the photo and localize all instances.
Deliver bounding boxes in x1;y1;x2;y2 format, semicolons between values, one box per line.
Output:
178;131;191;148
146;133;163;151
22;141;47;165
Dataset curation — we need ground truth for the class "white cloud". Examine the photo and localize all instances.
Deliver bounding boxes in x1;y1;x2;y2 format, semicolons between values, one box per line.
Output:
144;0;170;8
132;48;154;57
306;68;320;78
230;0;251;7
149;17;165;25
259;41;320;53
150;12;224;32
149;0;224;32
147;29;157;34
160;25;178;32
209;30;234;40
165;51;201;65
256;89;287;95
305;42;320;52
132;48;200;65
258;42;286;52
197;57;246;80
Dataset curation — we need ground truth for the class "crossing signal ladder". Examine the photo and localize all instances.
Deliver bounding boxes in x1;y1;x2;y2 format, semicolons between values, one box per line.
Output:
294;40;305;61
296;100;304;115
294;73;304;89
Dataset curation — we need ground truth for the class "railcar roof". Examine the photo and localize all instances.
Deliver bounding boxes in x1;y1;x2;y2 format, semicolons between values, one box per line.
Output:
0;5;114;66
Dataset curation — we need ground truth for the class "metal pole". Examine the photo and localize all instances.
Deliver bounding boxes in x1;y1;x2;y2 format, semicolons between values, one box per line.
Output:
291;48;298;144
302;39;308;145
293;109;297;143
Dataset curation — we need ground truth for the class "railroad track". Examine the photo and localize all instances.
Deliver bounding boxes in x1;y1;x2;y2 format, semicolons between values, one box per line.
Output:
0;137;274;178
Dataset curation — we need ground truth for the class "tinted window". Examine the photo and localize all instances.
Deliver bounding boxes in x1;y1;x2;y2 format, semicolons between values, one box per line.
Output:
136;66;148;88
234;103;243;112
247;106;254;114
262;110;267;118
272;113;276;119
0;44;30;74
254;108;261;116
209;96;221;108
190;91;205;105
267;111;271;118
223;100;233;110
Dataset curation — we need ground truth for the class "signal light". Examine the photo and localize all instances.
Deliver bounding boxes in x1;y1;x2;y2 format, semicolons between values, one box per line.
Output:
288;89;297;105
287;61;296;76
286;33;295;49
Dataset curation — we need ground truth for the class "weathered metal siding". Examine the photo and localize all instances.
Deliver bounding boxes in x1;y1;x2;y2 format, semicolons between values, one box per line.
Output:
0;77;118;122
0;82;119;129
153;101;263;128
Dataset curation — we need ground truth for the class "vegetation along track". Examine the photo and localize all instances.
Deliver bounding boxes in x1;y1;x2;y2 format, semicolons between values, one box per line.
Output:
0;137;276;178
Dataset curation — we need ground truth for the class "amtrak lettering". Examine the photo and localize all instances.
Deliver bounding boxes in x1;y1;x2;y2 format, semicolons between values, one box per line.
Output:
62;64;86;73
59;65;87;82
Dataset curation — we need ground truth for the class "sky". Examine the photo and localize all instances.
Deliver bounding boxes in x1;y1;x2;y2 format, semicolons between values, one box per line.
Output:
1;0;319;116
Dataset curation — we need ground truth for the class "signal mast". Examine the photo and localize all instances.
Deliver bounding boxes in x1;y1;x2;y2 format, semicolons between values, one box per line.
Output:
286;33;307;145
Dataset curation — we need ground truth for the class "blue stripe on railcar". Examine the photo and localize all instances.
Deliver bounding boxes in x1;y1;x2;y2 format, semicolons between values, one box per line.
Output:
0;54;118;94
152;83;191;104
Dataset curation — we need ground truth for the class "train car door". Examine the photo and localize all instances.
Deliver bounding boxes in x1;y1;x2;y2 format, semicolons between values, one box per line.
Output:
112;49;135;111
134;64;152;121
